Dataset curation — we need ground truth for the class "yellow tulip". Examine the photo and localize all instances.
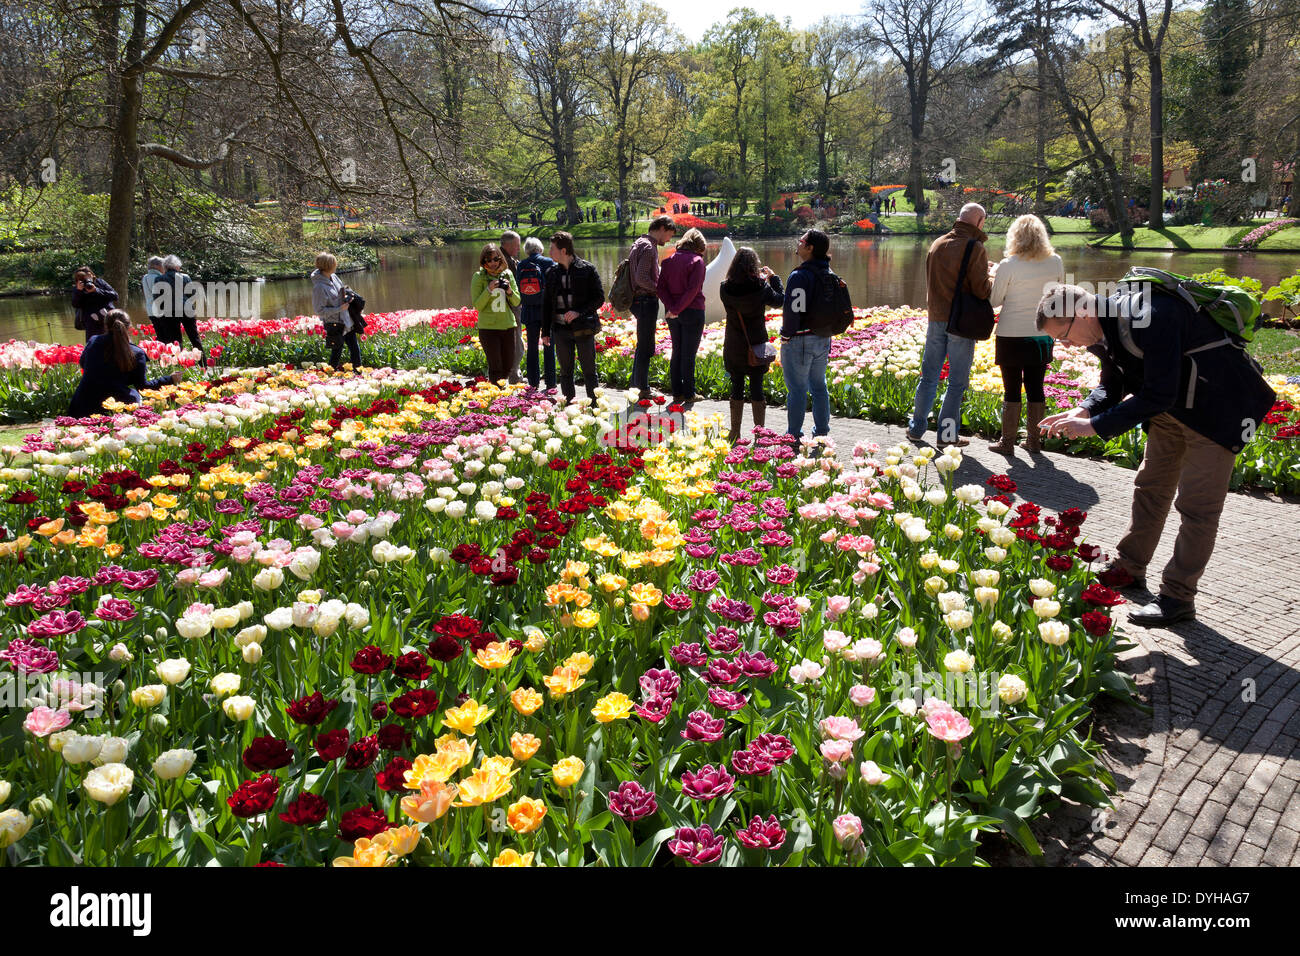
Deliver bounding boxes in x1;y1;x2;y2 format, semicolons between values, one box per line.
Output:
472;641;517;670
552;756;584;788
442;699;494;735
591;692;634;724
542;665;585;698
452;766;515;807
492;849;533;867
374;824;420;858
562;651;595;675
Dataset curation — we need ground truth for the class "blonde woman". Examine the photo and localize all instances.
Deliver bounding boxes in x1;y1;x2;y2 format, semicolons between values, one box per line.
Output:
987;215;1064;453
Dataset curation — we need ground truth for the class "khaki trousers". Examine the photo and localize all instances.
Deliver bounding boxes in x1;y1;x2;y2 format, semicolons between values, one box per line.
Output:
1115;413;1236;602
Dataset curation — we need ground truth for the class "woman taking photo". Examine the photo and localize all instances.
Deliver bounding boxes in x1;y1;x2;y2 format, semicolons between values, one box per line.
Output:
70;267;118;342
656;227;708;406
987;214;1064;454
471;242;522;384
68;309;183;417
311;252;361;369
719;247;783;442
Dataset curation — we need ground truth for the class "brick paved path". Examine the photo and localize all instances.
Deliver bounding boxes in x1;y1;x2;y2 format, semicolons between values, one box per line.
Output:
692;398;1300;866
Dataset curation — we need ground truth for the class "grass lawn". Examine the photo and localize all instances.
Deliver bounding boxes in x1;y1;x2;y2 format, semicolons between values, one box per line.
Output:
1252;327;1300;376
1257;227;1300;250
0;423;34;447
1093;225;1251;250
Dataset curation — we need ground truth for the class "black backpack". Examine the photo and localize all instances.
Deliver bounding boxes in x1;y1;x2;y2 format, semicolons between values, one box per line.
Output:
806;268;854;336
516;256;547;305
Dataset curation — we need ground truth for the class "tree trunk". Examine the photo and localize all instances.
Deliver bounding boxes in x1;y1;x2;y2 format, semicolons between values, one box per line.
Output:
104;3;148;297
1120;47;1135;173
1034;50;1048;215
1148;52;1165;224
817;113;830;192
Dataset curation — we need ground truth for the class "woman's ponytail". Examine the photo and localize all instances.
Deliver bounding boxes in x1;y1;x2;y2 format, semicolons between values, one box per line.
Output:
105;309;135;372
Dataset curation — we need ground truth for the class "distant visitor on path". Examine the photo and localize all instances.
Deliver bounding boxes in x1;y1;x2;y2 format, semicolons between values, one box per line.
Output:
779;229;835;446
907;203;992;447
541;231;604;405
657;227;708;407
70;266;117;342
516;236;557;390
1037;284;1276;628
141;256;164;324
68;309;183;418
720;246;783;442
987;214;1064;454
627;214;678;401
312;251;361;369
471;242;522;385
155;255;206;365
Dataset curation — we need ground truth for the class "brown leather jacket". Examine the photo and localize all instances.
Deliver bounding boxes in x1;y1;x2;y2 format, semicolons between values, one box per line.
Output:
926;220;993;323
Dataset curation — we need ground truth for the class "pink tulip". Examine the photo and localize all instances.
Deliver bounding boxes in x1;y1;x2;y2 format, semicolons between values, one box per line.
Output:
24;706;72;737
832;813;863;846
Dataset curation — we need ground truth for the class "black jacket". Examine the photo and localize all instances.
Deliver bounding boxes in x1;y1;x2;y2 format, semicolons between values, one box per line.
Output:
542;257;604;337
68;334;172;418
1083;290;1276;453
781;257;832;337
720;273;784;372
71;278;118;336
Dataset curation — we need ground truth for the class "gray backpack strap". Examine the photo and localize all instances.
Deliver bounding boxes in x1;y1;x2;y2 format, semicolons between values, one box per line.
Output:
1114;315;1144;359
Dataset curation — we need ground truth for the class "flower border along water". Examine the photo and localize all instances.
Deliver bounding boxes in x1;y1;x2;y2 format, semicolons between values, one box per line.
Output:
0;368;1134;866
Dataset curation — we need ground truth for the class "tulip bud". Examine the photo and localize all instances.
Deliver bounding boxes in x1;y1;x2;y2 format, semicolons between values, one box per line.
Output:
241;642;263;664
29;795;55;818
111;679;126;697
148;714;169;733
0;780;9;804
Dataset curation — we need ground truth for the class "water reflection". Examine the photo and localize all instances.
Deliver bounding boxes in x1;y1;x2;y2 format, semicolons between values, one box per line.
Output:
2;237;1292;344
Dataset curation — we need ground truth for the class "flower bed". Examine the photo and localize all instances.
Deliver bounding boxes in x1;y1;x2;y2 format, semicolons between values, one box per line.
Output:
0;366;1136;866
4;305;1298;493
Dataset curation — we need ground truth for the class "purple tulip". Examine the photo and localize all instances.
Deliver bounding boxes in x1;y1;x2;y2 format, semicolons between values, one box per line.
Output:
634;694;673;724
707;597;755;624
640;668;680;701
730;748;775;777
668;825;726;865
0;638;60;675
687;568;722;593
720;548;763;567
608;781;659;822
669;642;708;668
708;688;749;711
662;591;693;611
704;657;744;686
680;764;735;801
751;733;795;764
764;564;799;585
94;597;137;622
762;605;802;638
736;815;787;850
706;627;741;655
681;710;726;742
27;610;87;639
736;650;778;679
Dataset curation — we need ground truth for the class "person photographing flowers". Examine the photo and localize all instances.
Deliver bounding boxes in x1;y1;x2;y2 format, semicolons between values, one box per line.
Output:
312;252;361;369
719;247;783;442
70;266;117;342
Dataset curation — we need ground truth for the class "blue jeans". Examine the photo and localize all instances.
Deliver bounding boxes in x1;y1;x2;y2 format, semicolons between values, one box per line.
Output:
781;333;831;438
909;321;975;442
630;295;659;393
667;308;704;398
521;305;556;389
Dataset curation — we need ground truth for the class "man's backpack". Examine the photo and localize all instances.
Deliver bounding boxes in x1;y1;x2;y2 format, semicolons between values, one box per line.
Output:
1117;267;1261;344
608;257;634;312
516;256;547;305
806;268;854;336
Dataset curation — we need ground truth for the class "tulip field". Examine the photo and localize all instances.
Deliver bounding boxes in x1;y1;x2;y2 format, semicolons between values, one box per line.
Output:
0;356;1152;866
2;305;1297;492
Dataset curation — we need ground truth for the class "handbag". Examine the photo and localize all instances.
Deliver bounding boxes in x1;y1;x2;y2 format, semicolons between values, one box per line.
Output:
738;314;775;367
945;238;996;341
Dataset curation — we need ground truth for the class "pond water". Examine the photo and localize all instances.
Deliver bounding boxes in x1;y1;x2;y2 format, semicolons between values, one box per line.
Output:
2;237;1294;344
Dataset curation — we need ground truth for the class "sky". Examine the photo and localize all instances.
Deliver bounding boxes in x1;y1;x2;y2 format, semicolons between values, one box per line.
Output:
656;0;866;42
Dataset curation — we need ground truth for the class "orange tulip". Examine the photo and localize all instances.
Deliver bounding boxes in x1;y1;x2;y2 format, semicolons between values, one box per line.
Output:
400;780;456;822
511;687;543;716
507;797;547;834
509;733;541;761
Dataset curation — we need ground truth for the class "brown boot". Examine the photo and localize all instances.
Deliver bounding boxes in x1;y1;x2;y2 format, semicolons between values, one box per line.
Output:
1026;401;1045;452
750;400;766;434
727;399;744;443
988;402;1021;455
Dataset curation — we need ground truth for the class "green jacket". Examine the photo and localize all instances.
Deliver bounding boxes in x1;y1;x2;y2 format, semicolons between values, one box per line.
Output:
471;268;521;330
